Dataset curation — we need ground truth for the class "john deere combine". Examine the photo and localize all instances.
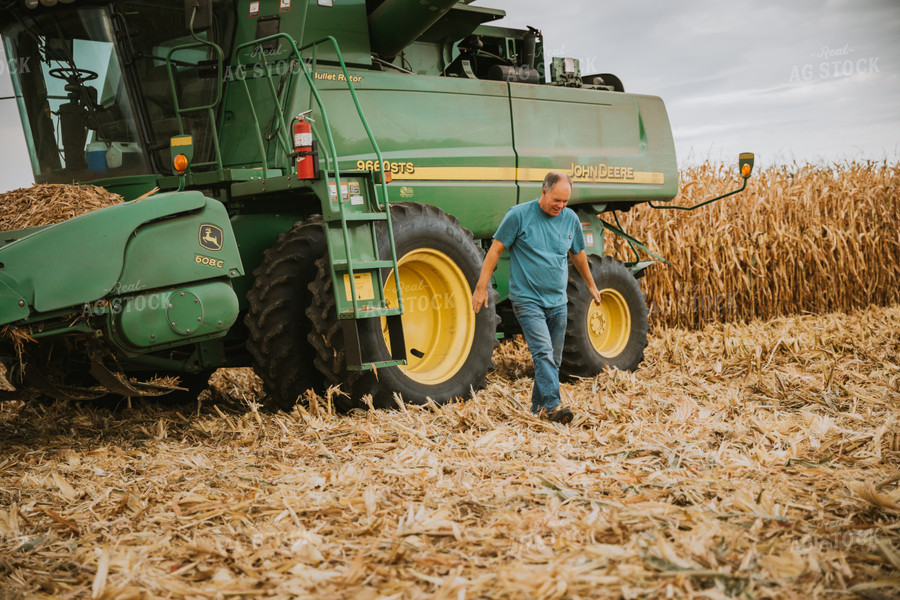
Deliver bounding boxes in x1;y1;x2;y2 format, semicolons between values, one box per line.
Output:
0;0;752;408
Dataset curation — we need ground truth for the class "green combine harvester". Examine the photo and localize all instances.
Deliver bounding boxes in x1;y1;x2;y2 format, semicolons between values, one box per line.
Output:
0;0;752;409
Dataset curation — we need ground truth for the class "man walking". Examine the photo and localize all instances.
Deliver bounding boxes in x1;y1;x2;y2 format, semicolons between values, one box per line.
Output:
472;172;602;423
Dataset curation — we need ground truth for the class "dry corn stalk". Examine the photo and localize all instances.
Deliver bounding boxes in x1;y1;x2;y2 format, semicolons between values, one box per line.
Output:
606;160;900;329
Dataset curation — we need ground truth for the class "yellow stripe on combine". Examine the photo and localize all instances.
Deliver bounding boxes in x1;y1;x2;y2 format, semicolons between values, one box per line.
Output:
390;165;664;185
390;166;517;181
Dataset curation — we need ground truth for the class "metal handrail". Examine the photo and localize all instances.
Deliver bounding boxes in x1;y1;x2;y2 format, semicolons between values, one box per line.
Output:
230;33;403;317
165;7;224;170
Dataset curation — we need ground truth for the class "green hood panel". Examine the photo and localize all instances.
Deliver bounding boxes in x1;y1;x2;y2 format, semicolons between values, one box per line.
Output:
0;191;237;323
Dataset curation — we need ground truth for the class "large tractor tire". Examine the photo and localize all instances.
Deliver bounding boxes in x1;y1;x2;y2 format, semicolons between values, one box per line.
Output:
244;218;327;410
307;202;499;408
560;255;648;378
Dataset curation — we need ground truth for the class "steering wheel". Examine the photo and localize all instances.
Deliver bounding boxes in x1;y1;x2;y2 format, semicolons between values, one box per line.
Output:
49;66;99;85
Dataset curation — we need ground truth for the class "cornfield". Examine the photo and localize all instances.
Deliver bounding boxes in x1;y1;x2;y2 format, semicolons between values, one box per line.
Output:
606;161;900;329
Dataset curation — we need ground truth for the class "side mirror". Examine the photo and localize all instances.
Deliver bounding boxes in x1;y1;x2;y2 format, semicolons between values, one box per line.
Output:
739;152;755;178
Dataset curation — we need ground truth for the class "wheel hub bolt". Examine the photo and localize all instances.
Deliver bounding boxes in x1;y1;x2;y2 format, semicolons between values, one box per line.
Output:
590;310;607;336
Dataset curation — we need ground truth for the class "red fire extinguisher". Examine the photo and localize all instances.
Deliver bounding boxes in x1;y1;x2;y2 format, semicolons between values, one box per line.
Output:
293;111;318;180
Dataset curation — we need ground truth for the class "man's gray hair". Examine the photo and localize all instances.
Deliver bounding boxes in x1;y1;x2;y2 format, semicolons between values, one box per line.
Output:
542;171;573;192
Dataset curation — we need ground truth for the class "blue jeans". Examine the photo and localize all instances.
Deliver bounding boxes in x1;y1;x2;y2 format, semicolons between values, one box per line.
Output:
512;300;567;414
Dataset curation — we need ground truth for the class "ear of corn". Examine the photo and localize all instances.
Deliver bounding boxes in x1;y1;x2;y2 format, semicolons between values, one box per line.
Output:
606;160;900;329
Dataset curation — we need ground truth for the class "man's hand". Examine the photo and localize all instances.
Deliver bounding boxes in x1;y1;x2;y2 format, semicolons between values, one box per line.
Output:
472;239;506;314
571;250;603;305
472;285;488;314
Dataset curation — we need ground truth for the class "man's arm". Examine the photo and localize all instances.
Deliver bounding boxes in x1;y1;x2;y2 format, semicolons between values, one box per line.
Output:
570;250;602;305
472;239;506;313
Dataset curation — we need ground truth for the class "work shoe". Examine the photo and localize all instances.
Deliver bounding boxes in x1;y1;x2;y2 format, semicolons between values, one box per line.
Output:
541;405;574;424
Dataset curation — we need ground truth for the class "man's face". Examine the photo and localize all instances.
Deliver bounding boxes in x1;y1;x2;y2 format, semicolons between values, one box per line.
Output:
538;180;572;217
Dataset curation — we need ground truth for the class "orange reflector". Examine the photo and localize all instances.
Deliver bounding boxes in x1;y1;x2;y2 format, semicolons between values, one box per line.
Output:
174;154;189;174
741;164;752;178
384;171;392;183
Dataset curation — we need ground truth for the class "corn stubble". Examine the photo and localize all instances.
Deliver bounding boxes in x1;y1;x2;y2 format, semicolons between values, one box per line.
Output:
1;303;898;599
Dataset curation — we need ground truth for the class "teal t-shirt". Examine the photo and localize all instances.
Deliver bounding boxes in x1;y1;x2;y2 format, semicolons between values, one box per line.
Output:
494;199;585;308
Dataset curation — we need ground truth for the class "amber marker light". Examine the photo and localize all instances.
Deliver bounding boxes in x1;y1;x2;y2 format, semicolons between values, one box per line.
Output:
738;152;755;179
174;154;189;174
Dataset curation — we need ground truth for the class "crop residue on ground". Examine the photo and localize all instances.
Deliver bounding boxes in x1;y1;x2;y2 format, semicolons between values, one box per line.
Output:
1;304;898;599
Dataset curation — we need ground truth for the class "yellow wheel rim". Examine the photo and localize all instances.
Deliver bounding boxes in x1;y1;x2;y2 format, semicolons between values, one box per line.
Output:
587;288;631;358
383;248;475;385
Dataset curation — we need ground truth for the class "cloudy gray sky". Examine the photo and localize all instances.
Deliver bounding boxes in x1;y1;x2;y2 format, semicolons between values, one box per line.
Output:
0;0;896;192
488;0;899;167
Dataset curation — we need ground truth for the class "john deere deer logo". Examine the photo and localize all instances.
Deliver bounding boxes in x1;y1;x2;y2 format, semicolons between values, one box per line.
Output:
199;224;223;251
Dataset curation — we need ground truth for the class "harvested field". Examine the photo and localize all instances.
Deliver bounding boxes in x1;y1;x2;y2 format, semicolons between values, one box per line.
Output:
0;184;123;231
1;303;898;599
607;161;900;329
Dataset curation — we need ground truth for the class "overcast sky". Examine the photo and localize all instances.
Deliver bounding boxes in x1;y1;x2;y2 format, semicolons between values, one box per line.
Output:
0;0;896;192
488;0;899;167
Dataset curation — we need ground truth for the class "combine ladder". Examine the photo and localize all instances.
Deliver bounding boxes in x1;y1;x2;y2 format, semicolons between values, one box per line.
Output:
228;34;406;371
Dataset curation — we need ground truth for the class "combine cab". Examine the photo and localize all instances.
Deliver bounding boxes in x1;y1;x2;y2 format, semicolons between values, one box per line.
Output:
0;0;752;408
